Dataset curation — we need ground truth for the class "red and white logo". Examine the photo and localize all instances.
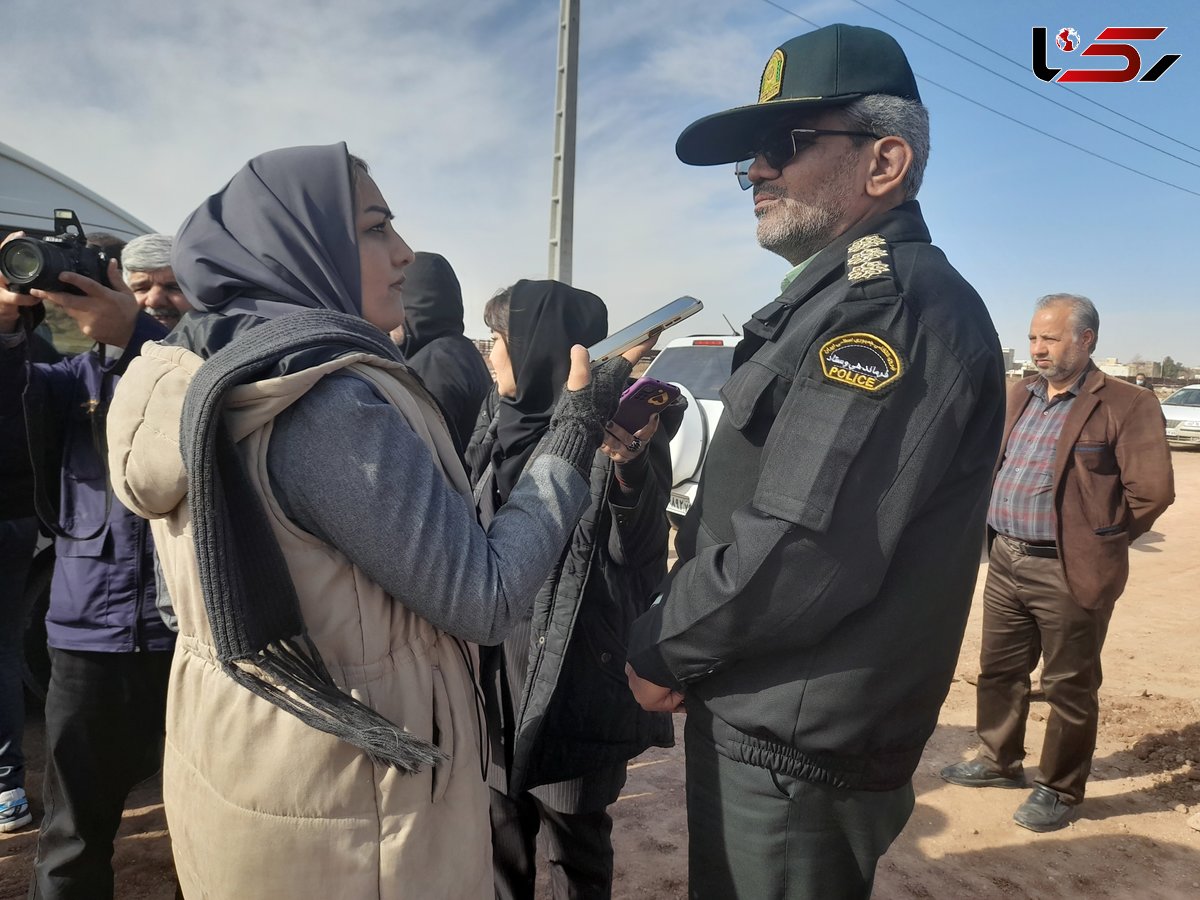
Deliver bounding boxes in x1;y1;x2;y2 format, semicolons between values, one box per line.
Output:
1033;26;1181;83
1055;27;1081;52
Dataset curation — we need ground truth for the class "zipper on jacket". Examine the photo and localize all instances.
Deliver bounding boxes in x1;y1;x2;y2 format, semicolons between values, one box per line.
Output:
131;517;146;651
513;456;608;732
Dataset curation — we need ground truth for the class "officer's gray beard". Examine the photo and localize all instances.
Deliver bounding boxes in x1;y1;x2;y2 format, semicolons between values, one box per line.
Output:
755;194;846;266
755;152;860;265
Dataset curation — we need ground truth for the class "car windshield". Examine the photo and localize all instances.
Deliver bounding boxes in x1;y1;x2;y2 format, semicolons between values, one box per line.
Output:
647;346;736;400
1164;388;1200;407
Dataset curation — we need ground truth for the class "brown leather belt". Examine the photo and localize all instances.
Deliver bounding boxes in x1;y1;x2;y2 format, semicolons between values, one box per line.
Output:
1001;535;1059;559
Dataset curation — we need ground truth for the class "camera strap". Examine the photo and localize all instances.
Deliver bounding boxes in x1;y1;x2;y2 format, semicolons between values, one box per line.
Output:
21;321;113;542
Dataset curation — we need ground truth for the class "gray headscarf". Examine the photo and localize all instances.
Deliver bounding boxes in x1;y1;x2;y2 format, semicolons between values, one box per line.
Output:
167;145;445;773
172;142;362;320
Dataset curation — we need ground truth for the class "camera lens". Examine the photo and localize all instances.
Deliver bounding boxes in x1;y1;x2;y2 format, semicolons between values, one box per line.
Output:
1;243;43;281
0;238;73;292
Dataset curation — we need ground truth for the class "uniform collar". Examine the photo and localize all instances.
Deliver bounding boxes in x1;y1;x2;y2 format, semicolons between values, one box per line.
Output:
780;255;816;293
745;200;931;345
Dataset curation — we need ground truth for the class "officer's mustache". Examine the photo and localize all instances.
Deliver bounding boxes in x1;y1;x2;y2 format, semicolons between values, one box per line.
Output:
752;185;788;202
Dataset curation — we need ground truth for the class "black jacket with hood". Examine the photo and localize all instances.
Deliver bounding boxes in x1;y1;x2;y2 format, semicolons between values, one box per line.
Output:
400;252;491;455
468;280;674;800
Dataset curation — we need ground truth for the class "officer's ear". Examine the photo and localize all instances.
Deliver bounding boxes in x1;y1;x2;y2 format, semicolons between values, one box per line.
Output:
863;136;912;202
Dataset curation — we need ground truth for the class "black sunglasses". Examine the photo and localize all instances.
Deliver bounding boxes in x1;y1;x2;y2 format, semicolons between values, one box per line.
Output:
734;127;881;190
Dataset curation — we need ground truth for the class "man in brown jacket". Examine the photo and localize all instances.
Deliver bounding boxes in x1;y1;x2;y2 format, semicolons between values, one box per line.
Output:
941;293;1174;832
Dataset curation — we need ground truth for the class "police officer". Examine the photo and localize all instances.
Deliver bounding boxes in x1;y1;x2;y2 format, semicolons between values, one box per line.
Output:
625;24;1006;899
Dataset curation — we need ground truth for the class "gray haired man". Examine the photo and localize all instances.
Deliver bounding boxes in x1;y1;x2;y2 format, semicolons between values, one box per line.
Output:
942;293;1173;832
121;233;191;330
0;230;187;898
625;23;1005;899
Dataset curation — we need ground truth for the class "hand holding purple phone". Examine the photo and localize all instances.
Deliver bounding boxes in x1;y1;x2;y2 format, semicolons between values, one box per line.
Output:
611;377;681;433
601;377;682;464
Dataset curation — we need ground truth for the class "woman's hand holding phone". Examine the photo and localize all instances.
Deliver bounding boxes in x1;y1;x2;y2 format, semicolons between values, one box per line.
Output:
601;415;659;464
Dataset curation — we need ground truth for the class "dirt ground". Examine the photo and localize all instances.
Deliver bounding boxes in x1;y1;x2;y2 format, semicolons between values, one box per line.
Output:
2;451;1197;898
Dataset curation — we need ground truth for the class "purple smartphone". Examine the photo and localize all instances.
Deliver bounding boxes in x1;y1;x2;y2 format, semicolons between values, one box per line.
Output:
612;377;681;434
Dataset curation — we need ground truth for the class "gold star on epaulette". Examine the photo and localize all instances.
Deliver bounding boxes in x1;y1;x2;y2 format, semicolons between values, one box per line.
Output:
846;234;891;283
847;234;886;253
848;260;890;282
848;247;888;267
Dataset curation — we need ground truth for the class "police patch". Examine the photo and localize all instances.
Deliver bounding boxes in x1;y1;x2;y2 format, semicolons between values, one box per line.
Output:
759;49;785;103
819;333;902;392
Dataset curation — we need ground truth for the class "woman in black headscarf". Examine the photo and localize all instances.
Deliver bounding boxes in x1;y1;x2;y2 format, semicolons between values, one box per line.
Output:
468;281;675;900
105;144;650;899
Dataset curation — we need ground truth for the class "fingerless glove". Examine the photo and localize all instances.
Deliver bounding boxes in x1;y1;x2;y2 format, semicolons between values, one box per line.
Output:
543;356;634;478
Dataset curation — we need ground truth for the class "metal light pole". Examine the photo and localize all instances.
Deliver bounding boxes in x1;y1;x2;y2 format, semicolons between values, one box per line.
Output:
548;0;579;284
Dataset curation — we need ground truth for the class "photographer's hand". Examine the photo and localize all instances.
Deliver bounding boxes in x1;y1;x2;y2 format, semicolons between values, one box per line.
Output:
31;259;139;348
0;232;43;335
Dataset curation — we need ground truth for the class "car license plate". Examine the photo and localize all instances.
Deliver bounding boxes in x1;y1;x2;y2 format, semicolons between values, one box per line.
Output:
668;493;691;514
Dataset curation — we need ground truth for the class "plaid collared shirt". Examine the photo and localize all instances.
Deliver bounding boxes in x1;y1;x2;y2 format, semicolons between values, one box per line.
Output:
987;375;1083;542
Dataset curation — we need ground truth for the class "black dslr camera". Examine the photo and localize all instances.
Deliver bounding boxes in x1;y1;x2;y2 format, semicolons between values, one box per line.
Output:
0;209;114;295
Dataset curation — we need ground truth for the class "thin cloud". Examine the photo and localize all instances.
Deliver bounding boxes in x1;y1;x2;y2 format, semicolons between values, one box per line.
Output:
4;0;1196;358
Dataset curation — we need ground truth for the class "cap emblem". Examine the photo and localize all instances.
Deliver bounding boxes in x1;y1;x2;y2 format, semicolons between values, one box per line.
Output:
759;49;786;103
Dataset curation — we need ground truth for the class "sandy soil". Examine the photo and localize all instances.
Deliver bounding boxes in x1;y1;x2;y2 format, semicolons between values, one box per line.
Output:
2;451;1197;899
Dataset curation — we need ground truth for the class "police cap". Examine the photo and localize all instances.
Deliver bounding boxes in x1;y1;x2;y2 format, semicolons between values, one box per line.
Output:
676;23;921;166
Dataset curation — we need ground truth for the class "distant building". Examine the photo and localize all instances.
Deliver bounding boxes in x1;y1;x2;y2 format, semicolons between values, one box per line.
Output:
1098;358;1132;378
1001;347;1016;372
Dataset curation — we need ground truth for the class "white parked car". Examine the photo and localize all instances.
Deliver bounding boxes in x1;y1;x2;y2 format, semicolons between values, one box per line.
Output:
1161;384;1200;447
642;335;739;523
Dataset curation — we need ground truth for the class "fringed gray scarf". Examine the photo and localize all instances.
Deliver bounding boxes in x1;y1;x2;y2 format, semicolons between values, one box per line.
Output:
180;308;442;772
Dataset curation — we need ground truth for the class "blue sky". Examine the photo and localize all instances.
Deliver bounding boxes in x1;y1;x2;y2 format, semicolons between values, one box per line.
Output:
5;0;1196;363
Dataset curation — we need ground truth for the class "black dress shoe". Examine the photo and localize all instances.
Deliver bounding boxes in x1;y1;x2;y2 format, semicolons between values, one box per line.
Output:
1013;785;1077;832
940;759;1028;789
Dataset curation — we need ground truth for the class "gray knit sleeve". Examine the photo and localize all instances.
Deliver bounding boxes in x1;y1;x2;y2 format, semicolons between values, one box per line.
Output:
541;355;634;478
266;373;589;644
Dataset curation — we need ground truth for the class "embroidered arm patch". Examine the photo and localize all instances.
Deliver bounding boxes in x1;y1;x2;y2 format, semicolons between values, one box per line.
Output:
819;332;903;392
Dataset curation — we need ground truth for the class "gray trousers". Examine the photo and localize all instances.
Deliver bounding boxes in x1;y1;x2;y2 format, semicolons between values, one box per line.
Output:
684;713;914;900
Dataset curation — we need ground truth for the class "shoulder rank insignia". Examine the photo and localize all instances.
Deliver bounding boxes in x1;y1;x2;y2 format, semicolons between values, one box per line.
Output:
819;332;903;392
846;234;891;283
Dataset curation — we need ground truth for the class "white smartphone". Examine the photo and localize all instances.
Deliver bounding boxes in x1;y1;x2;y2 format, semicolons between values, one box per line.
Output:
588;296;703;365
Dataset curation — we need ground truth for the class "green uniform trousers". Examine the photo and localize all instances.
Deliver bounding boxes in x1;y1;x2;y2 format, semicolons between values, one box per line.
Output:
684;712;914;900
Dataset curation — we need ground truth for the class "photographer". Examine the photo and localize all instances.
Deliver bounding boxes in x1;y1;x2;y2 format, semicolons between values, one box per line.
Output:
0;231;185;899
0;298;59;835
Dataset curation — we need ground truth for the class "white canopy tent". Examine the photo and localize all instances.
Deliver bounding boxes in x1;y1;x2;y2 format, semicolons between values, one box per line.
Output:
0;141;153;240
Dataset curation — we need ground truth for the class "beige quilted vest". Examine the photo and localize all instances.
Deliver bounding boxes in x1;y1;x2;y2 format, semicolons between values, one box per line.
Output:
107;341;491;899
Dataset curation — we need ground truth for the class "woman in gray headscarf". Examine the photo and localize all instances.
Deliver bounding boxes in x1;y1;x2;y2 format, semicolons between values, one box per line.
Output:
105;143;648;899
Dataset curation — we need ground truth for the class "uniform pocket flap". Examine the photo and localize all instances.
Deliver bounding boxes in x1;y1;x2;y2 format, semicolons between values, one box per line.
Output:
754;379;883;532
719;361;778;432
